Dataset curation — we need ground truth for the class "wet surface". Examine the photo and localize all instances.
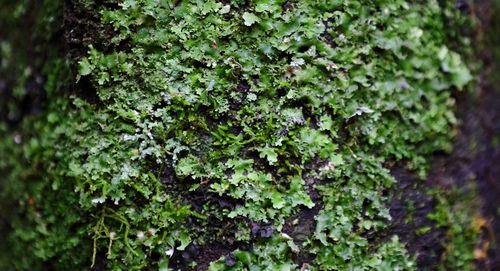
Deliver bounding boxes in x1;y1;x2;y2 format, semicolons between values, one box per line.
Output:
2;1;500;270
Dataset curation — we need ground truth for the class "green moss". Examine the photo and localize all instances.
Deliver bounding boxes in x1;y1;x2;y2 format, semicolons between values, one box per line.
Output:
427;186;482;271
0;0;480;270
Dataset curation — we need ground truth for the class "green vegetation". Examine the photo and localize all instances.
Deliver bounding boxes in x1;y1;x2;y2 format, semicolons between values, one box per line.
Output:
427;186;482;271
0;0;481;270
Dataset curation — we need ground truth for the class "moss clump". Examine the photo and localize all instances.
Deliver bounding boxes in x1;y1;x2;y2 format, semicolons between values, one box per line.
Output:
0;0;479;270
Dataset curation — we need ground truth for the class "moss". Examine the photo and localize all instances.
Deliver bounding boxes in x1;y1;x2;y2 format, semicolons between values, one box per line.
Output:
0;0;481;270
427;185;482;270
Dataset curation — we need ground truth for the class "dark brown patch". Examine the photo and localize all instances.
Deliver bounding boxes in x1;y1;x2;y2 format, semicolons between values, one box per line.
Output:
388;167;445;269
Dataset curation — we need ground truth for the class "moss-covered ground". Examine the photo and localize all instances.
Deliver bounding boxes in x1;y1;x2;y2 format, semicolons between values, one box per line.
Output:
0;0;490;270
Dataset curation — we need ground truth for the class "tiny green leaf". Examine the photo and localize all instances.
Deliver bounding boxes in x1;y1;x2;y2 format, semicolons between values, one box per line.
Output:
242;12;259;26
